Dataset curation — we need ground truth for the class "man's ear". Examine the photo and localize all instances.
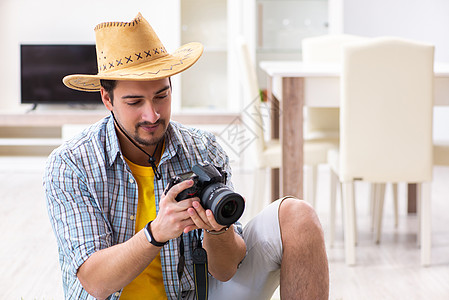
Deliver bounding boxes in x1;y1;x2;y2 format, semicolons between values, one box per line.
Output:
100;87;113;111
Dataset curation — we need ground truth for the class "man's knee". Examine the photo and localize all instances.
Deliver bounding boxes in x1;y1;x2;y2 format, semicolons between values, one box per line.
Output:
278;198;324;243
277;198;329;300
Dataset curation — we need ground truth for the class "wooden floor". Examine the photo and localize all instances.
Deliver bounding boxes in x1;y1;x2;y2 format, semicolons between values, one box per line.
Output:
1;157;449;299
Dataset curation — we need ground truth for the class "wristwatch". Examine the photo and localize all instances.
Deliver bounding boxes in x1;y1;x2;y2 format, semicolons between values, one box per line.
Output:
144;221;168;247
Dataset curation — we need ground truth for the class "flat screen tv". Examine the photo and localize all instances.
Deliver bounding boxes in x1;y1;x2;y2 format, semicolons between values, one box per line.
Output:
21;44;101;106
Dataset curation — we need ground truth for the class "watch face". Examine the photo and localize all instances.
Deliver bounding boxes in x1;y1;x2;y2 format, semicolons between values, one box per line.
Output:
144;226;153;243
145;222;166;247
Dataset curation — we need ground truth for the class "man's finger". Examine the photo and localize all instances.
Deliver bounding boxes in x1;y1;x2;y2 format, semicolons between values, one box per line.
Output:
163;179;194;201
188;206;209;229
205;209;225;231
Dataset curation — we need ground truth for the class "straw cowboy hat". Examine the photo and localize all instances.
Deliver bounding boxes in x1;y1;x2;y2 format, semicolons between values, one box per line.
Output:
63;12;203;92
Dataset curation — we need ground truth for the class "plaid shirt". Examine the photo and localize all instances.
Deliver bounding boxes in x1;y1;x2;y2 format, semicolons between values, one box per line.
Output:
44;115;242;300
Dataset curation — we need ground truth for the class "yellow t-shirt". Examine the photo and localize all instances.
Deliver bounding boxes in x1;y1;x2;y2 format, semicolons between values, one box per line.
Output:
120;157;167;299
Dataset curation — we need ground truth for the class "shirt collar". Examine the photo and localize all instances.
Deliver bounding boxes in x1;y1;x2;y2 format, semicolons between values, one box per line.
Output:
105;115;122;167
160;121;183;165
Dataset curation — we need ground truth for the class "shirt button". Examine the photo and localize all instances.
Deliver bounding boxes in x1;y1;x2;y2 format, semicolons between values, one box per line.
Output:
115;292;120;297
129;178;135;184
130;215;135;220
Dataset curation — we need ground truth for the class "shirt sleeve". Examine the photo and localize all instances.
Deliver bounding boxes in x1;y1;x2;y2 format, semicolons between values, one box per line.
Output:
44;150;113;277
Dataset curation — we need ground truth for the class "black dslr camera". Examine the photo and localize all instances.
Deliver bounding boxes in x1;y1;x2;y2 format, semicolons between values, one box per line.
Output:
165;162;245;226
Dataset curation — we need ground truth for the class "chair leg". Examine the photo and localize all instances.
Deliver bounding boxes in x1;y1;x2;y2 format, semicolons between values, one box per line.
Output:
375;183;386;244
305;164;318;208
420;182;431;266
353;184;358;246
392;183;399;228
342;181;356;265
417;183;422;247
339;180;357;245
311;164;318;207
370;183;377;232
252;167;269;219
329;169;338;247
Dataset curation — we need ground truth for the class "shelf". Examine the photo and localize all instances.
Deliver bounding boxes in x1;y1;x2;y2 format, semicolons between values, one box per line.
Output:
256;48;303;54
0;110;241;156
0;111;240;127
0;111;108;127
258;0;327;2
0;138;62;146
203;46;228;53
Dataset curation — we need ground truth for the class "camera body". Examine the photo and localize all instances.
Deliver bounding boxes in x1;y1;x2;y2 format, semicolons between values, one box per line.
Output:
165;162;245;226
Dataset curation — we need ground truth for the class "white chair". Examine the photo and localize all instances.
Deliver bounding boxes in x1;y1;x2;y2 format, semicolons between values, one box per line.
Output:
302;34;370;63
301;34;369;243
434;142;449;166
327;37;435;266
376;132;449;246
235;37;330;217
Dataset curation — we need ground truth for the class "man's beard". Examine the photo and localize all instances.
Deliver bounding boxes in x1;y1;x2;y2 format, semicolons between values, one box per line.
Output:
132;120;167;147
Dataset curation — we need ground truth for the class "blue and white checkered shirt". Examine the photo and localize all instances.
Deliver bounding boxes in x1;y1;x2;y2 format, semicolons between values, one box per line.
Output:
44;115;242;299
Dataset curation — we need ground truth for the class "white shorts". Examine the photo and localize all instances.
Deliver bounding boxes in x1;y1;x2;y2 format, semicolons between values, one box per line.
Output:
209;198;288;300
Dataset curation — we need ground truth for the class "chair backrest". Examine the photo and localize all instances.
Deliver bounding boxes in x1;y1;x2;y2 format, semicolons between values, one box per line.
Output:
340;37;434;182
302;34;370;63
234;37;267;164
301;34;369;137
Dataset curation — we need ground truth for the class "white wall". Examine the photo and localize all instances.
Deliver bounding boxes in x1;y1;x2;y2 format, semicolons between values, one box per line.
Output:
341;0;449;141
0;0;181;111
342;0;449;63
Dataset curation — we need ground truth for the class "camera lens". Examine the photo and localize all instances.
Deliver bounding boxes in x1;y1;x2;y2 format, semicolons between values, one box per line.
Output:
201;183;245;226
221;200;237;218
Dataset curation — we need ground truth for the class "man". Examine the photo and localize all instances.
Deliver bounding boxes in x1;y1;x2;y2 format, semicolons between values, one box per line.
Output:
44;13;329;300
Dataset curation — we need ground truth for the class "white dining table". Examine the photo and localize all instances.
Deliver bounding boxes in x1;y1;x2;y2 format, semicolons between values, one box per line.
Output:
259;60;449;204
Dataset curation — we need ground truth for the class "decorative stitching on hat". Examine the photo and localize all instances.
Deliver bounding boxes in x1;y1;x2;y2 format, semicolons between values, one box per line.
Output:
94;15;143;31
68;45;200;91
99;46;168;73
70;79;100;89
161;57;188;72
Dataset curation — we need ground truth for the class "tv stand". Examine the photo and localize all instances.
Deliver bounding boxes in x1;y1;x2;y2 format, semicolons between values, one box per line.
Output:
0;110;239;156
26;103;38;113
0;110;108;156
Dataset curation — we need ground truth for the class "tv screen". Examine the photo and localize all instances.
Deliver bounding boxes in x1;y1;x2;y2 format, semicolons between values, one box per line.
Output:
20;44;101;105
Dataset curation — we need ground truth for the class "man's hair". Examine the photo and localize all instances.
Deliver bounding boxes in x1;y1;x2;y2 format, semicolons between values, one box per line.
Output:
100;79;117;103
99;77;172;104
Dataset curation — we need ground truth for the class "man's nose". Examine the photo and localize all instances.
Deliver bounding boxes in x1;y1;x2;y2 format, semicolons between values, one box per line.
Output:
142;103;160;123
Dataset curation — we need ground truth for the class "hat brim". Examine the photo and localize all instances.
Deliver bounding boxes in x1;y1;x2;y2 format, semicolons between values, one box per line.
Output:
63;42;203;92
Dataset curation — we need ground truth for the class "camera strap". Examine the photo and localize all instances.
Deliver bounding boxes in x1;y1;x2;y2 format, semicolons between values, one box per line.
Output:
177;235;185;300
193;229;208;300
177;230;208;300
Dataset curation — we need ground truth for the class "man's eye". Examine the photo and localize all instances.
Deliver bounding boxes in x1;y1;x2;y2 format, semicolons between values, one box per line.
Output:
155;94;168;100
127;101;140;106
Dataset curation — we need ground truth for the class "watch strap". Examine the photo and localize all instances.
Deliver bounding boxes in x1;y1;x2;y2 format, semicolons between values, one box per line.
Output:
144;221;167;247
205;226;230;235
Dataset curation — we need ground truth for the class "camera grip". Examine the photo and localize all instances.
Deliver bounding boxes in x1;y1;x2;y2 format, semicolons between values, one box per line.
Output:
164;176;181;195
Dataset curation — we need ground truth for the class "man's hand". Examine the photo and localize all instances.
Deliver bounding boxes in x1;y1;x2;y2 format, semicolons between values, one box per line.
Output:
150;179;199;242
185;201;227;233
